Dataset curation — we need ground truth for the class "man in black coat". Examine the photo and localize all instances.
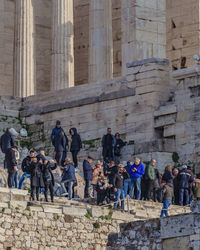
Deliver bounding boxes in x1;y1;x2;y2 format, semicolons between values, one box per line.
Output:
177;165;194;206
54;130;66;165
102;128;116;162
69;128;82;168
0;128;16;169
83;156;94;198
5;146;18;188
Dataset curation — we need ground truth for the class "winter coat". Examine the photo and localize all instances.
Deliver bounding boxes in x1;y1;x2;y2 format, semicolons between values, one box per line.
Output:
194;181;200;198
105;165;118;185
102;134;116;149
163;183;174;201
51;127;63;145
21;156;32;173
5;148;17;173
0;130;16;153
91;167;104;185
177;169;194;189
124;163;132;175
153;168;161;189
144;163;156;181
36;154;46;163
70;128;82;152
42;161;57;186
28;161;44;188
173;176;179;194
54;131;66;152
83;160;93;181
114;138;125;156
129;163;145;179
162;170;173;184
61;163;76;182
113;171;129;189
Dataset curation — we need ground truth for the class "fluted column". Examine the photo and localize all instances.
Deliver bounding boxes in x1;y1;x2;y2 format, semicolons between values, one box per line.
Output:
51;0;74;90
14;0;36;97
88;0;113;83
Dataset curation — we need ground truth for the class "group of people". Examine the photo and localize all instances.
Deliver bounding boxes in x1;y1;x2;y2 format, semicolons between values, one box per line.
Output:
1;124;200;216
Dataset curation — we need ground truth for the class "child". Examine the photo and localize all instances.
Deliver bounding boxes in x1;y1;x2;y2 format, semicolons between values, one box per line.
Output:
160;181;173;217
43;159;57;203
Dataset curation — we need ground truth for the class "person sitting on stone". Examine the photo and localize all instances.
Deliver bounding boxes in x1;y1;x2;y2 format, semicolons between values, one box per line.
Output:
113;164;129;213
102;128;116;162
42;159;57;203
18;150;35;189
60;157;76;200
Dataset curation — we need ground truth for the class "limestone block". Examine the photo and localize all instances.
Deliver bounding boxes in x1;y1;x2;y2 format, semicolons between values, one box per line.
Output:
154;105;177;117
63;206;87;217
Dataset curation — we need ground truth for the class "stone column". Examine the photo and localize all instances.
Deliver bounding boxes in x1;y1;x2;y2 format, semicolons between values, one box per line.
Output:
121;0;166;75
14;0;36;97
51;0;74;90
88;0;113;83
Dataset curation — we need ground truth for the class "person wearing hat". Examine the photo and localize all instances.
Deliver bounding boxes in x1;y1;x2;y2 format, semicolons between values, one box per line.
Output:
177;165;194;206
60;157;76;200
18;150;35;189
113;164;129;213
83;156;94;198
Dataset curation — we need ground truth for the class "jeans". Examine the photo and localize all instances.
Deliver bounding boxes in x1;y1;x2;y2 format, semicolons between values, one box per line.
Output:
12;171;18;188
160;200;172;217
84;179;90;197
179;188;189;206
61;180;73;199
131;177;141;199
124;178;133;198
114;189;125;211
18;172;31;189
71;150;79;168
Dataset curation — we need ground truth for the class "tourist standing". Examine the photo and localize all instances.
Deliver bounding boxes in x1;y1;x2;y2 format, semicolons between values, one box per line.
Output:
124;161;133;198
102;128;116;162
83;156;94;198
5;146;18;188
129;158;145;199
144;159;156;201
160;181;173;217
69;128;82;168
113;164;129;213
173;168;179;205
54;130;66;165
114;133;125;164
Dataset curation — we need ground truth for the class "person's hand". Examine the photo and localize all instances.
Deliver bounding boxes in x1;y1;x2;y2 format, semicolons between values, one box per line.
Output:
13;166;18;172
114;188;117;192
131;168;136;172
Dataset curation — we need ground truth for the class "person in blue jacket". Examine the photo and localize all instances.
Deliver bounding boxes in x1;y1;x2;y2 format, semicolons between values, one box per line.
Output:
129;157;145;199
51;120;63;144
83;156;94;198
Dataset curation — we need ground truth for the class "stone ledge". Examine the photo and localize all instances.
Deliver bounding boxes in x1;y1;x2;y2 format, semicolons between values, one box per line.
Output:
127;57;169;68
172;66;200;80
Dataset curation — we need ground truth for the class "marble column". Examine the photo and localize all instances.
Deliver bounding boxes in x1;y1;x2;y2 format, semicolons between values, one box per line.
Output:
14;0;36;97
51;0;74;90
88;0;113;83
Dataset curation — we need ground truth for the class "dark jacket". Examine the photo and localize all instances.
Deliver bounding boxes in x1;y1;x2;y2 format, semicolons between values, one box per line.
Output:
162;170;173;184
61;163;76;182
125;163;132;176
113;171;129;189
28;161;44;188
154;168;161;189
177;169;194;189
102;134;116;149
163;183;173;201
105;165;118;185
54;131;66;152
5;148;17;173
114;138;125;156
21;156;32;173
83;159;93;180
70;128;82;152
0;130;16;153
173;176;179;194
42;161;57;186
51;127;63;145
129;163;145;179
36;153;46;163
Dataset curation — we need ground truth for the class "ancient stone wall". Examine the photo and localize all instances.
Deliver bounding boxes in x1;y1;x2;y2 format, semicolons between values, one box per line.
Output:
166;0;200;70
